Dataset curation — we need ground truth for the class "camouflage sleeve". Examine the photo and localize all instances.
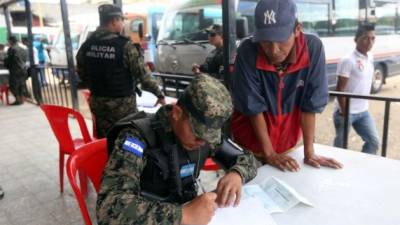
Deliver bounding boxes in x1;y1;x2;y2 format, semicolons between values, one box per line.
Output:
96;127;182;225
123;42;163;98
76;45;89;87
227;150;258;184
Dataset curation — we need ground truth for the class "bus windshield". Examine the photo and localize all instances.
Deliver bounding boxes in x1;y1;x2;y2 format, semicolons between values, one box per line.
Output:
157;0;257;42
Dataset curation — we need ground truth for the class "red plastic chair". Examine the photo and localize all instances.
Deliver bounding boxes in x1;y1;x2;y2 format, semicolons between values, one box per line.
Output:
40;104;92;193
202;158;220;171
0;84;10;105
67;138;108;225
81;89;97;139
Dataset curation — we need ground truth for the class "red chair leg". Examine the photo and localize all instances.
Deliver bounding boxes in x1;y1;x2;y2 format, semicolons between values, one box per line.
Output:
5;88;9;105
79;171;88;197
59;151;64;193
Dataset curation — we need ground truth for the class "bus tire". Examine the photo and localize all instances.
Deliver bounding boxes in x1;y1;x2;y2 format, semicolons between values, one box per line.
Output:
371;64;384;94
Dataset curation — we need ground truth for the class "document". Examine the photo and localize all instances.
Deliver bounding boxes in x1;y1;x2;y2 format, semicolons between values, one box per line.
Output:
242;177;313;214
208;197;277;225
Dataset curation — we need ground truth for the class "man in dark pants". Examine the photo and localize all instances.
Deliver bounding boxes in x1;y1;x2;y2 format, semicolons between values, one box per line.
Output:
4;36;28;105
97;74;258;225
77;4;165;138
192;24;224;80
230;0;342;171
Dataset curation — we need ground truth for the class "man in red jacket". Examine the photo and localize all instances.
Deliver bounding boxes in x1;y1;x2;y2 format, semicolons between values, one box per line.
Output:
231;0;342;172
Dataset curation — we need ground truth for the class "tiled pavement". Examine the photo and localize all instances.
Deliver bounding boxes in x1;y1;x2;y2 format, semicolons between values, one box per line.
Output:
0;102;220;225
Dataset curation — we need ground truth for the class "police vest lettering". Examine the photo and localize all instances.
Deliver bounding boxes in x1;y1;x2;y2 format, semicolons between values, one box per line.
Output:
86;45;116;60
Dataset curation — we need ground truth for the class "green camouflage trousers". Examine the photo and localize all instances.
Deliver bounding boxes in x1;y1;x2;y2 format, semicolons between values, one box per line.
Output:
90;95;138;138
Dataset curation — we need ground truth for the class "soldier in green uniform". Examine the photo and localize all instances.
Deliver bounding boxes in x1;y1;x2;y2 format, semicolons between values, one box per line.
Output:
4;36;28;105
97;74;258;225
192;24;224;80
76;4;165;138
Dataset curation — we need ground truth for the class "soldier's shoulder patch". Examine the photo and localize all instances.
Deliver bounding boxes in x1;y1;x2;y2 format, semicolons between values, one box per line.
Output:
122;136;145;157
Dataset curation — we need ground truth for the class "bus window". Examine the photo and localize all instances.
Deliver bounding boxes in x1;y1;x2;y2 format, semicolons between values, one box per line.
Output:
131;18;145;32
334;0;359;36
158;0;258;43
54;32;80;50
297;2;330;37
375;2;399;35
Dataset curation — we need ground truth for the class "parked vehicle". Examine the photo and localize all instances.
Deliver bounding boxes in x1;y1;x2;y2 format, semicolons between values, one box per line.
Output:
49;22;97;66
123;4;166;71
155;0;400;94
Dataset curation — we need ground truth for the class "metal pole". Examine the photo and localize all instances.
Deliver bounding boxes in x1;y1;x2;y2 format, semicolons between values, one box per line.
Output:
381;101;391;157
113;0;123;11
60;0;78;110
222;0;236;90
3;6;11;38
25;0;42;104
342;97;350;149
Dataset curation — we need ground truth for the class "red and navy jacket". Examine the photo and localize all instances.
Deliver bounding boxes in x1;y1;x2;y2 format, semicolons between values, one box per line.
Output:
230;32;328;154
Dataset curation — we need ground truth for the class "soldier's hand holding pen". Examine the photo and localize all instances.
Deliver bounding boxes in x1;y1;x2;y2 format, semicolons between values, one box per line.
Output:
181;192;217;225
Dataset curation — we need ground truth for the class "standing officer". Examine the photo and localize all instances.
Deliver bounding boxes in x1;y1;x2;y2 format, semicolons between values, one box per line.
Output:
77;4;165;138
97;74;258;225
192;24;224;80
4;36;28;105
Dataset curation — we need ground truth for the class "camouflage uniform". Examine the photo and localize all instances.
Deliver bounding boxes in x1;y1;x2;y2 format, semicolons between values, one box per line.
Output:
4;44;28;101
97;74;258;225
77;28;163;138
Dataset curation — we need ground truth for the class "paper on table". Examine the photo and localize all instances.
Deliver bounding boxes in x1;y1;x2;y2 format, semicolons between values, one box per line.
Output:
242;177;313;214
208;197;277;225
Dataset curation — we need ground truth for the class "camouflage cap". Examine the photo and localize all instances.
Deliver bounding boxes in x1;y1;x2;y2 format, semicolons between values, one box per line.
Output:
98;4;126;20
177;74;233;145
205;24;223;36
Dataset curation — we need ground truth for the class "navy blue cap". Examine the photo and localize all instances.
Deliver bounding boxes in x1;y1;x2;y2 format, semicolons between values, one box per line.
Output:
253;0;297;42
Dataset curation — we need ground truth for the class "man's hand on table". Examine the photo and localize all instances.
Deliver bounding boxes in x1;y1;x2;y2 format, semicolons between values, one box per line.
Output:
265;153;300;172
304;153;343;169
215;171;243;208
182;192;217;225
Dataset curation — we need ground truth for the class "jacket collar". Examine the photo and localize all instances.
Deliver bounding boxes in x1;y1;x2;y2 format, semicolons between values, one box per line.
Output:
256;32;310;74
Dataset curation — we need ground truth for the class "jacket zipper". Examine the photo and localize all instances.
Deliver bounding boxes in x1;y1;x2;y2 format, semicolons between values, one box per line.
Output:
277;71;285;117
275;72;285;147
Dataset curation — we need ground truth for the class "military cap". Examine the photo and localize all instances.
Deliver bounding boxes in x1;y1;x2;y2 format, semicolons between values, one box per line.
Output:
98;4;126;20
205;24;223;36
177;74;233;145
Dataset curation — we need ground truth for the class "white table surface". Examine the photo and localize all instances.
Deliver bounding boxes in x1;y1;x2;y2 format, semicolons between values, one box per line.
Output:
136;90;176;113
250;144;400;225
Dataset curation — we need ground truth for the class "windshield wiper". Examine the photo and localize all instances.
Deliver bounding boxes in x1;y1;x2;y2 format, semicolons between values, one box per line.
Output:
157;40;176;50
183;38;207;49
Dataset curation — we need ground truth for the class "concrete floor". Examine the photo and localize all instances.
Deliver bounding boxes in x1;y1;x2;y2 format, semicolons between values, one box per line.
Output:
0;103;97;225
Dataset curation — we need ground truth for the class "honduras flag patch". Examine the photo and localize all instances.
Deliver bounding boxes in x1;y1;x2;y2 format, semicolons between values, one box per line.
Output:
122;137;145;157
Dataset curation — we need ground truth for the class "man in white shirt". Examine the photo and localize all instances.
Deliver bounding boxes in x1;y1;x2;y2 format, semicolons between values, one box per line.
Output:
333;24;380;154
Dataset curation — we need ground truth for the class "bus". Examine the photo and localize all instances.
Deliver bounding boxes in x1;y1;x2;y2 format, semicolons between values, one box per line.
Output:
155;0;400;93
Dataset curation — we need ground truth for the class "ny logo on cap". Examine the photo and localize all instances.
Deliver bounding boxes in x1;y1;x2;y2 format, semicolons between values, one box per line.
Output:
264;10;276;25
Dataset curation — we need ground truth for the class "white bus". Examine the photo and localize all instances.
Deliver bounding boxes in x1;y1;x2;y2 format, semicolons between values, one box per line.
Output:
155;0;400;93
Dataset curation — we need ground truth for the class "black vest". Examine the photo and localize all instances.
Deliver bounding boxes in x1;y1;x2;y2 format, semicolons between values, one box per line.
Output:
82;33;133;97
107;112;210;204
